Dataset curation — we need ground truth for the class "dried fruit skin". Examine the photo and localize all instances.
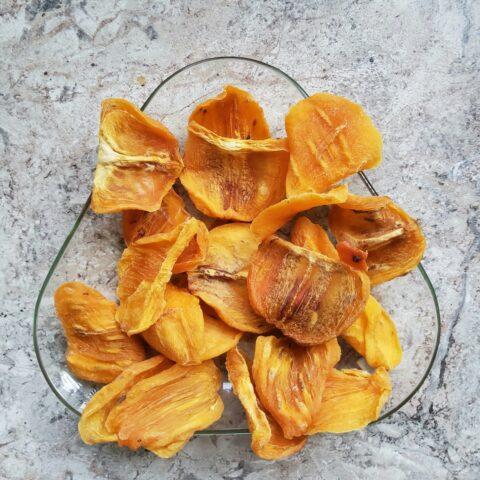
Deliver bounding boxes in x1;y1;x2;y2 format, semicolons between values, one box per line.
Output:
188;223;271;333
342;295;402;370
79;356;171;444
189;85;270;140
290;216;339;260
123;189;189;245
335;241;369;271
248;236;370;345
329;196;426;284
142;284;205;364
226;347;307;460
181;121;289;221
104;361;223;456
286;93;382;196
116;218;207;335
308;367;392;434
252;336;340;438
79;358;222;458
250;185;348;240
54;282;145;383
91;98;183;213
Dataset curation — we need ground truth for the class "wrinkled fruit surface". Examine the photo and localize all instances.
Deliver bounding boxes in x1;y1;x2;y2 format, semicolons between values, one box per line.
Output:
252;336;340;438
54;282;145;383
329;195;425;284
91;98;183;213
226;347;307;460
79;357;223;458
248;236;370;344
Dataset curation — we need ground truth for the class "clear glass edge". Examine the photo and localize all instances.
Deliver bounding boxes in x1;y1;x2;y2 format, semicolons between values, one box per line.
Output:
32;55;441;436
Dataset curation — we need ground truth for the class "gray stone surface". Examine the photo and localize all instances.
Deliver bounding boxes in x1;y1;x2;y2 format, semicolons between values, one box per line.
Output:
1;0;479;478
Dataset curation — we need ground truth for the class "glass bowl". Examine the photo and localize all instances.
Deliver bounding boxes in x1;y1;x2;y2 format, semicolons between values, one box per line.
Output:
33;56;440;435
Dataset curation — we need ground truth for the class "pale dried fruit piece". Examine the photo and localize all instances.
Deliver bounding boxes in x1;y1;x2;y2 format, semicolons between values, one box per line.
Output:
342;296;402;370
329;195;426;284
252;336;340;438
189;85;270;140
79;356;171;444
91;98;183;213
250;185;348;240
188;223;271;333
104;361;223;456
308;367;392;434
285;93;382;196
79;358;223;458
181;121;289;221
116;218;207;335
123;189;189;245
142;284;205;365
290;216;339;260
54;282;145;383
248;236;370;345
226;347;307;460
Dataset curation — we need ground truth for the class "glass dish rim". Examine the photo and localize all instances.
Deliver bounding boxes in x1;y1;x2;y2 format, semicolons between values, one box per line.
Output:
33;55;441;435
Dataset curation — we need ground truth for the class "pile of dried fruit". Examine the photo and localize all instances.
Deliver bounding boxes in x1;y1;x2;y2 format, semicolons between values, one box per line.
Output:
54;86;425;460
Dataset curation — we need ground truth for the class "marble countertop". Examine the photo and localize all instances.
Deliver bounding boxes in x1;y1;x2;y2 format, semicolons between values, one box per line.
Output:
1;1;479;479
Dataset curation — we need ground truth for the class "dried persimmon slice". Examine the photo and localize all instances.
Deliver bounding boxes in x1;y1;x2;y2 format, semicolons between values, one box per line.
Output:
290;216;339;260
91;98;183;213
307;367;392;434
248;236;370;345
116;218;207;335
342;295;402;370
329;195;425;284
54;282;145;383
123;189;189;245
189;85;270;139
79;358;223;458
252;336;340;438
188;223;271;333
286;93;382;196
226;347;307;460
181;122;289;221
250;185;348;240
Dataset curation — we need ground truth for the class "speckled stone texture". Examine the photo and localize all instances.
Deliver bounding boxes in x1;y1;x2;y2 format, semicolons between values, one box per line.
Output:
1;0;479;479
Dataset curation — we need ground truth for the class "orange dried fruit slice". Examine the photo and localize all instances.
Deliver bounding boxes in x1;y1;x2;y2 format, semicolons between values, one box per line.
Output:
290;216;339;260
79;358;223;458
181;121;289;221
116;218;207;335
307;367;392;434
290;224;401;368
329;195;425;284
252;336;340;438
188;223;271;333
142;284;242;364
54;282;145;383
285;93;382;196
189;85;270;139
226;346;307;460
122;188;189;245
248;236;370;345
79;355;171;444
91;98;183;213
250;185;348;240
342;295;402;370
141;284;205;364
